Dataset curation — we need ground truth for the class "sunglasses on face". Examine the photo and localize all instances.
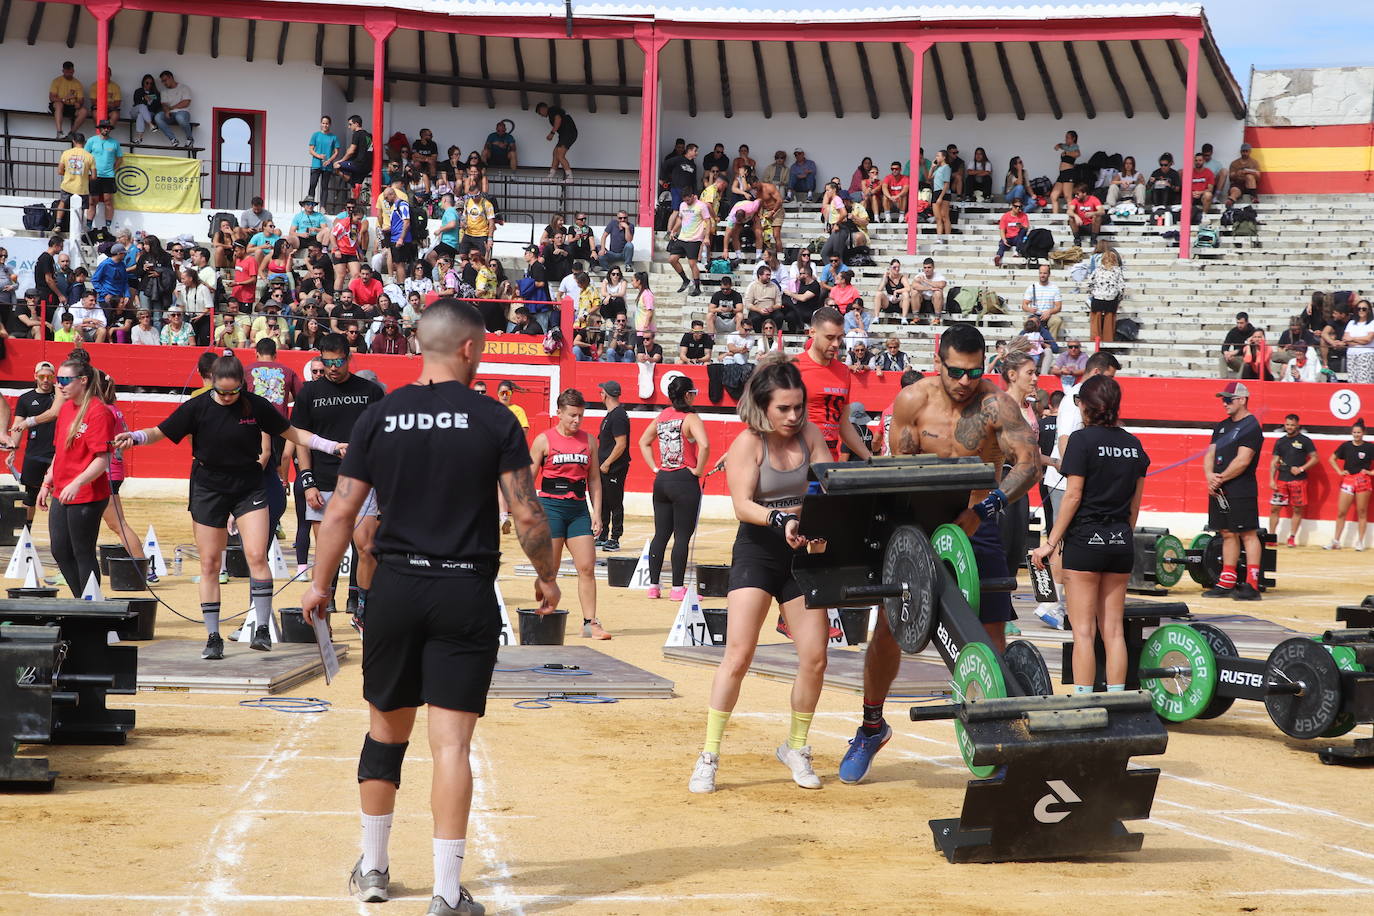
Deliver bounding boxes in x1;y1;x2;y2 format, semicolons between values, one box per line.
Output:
311;369;324;376
944;366;985;380
214;387;242;398
1068;345;1082;350
321;357;347;368
56;375;75;386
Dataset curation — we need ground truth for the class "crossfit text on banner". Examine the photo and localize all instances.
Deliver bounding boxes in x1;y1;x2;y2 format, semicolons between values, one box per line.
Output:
114;154;202;214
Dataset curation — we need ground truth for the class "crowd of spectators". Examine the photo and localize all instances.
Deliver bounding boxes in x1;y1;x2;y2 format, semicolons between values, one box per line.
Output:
1221;295;1374;383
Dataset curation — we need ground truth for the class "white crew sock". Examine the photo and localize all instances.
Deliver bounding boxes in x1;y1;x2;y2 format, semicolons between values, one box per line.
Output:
360;812;393;873
433;837;467;907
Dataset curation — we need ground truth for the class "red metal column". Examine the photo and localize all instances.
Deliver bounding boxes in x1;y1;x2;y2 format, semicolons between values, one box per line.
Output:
1179;34;1200;260
89;0;123;124
364;12;397;215
906;39;930;256
634;29;667;250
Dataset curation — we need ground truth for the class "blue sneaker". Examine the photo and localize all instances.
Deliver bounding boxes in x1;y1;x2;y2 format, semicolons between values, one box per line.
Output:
838;722;891;785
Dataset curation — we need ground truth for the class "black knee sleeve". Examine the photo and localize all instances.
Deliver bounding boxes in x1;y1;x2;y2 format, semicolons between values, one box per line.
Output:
358;734;408;788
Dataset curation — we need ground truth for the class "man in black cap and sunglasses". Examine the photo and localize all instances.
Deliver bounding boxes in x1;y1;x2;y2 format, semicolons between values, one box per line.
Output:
1202;381;1264;601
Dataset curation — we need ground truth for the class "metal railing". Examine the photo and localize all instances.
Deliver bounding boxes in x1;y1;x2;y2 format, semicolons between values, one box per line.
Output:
0;143;211;206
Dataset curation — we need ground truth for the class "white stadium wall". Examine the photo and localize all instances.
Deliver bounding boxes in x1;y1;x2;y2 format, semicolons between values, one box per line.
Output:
1249;67;1374;127
657;107;1245;188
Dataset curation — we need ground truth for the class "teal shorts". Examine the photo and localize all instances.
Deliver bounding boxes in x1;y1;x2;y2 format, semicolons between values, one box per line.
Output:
539;495;592;540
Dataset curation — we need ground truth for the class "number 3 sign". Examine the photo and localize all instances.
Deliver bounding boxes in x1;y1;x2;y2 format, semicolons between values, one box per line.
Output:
1330;389;1362;422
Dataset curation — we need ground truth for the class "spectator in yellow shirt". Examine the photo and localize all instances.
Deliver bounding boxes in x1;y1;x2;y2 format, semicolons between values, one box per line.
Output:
49;61;89;138
55;133;96;230
87;68;122;129
471;251;497;298
459;181;496;258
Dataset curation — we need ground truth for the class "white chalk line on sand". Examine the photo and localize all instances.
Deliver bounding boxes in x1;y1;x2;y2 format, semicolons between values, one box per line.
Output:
1151;816;1374;887
192;713;316;914
1155;799;1374;870
470;740;525;916
15;890;770;904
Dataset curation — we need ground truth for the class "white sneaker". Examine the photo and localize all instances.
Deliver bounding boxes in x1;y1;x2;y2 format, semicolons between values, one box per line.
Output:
689;751;719;793
1324;540;1341;550
776;744;822;789
1035;602;1066;629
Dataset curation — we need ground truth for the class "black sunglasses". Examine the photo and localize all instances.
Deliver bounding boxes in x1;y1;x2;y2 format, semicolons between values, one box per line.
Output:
944;366;985;380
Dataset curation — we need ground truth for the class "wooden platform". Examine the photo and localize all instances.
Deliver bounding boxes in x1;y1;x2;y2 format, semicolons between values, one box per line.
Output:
136;638;349;695
662;643;953;697
491;646;675;699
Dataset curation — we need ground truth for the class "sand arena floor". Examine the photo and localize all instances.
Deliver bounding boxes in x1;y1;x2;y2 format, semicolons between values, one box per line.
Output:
2;499;1372;915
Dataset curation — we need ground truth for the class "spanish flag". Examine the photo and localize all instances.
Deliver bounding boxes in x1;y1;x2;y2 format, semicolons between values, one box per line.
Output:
1244;125;1374;195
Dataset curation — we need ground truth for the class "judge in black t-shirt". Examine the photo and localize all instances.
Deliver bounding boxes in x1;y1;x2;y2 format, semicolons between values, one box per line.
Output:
1268;413;1317;545
535;100;578;178
10;360;58;521
335;115;372;187
301;299;560;916
596;380;630;551
117;356;342;660
1031;375;1148;693
1202;380;1265;600
1327;419;1372;550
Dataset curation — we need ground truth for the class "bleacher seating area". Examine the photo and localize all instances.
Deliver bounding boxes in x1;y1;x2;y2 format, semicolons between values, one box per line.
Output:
642;194;1372;379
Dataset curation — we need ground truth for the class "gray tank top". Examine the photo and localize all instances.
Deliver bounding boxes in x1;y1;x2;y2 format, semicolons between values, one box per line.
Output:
755;436;809;510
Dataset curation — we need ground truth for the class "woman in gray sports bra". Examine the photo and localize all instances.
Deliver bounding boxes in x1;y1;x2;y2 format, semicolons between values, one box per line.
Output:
688;358;836;796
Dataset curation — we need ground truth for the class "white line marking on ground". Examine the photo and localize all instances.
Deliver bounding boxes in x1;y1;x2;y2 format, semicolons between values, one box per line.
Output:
194;715;316;912
1158;772;1374;831
470;740;525;916
1151;817;1374;887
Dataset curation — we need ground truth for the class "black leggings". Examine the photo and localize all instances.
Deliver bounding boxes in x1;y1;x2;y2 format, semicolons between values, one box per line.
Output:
648;468;701;587
49;498;108;598
600;470;626;542
293;475;311;567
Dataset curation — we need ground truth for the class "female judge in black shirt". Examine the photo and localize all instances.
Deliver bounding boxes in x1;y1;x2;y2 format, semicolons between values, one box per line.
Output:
1030;375;1149;694
116;355;343;661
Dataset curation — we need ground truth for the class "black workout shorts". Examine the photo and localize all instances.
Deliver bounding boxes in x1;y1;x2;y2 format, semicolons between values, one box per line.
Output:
432;242;457;259
19;455;52;492
391;242;418;264
556;127;578;150
1208;494;1259;532
1061;542;1133;574
335;253;359;265
188;472;269;528
458;235;489;256
669;239;703;260
89;176;115;196
110;479;124;496
362;561;502;714
728;523;804;604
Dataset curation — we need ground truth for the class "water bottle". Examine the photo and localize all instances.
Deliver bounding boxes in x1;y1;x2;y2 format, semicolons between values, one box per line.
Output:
173;547;183;577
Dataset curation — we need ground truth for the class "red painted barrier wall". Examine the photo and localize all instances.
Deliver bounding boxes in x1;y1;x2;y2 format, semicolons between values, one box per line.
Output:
4;339;1370;522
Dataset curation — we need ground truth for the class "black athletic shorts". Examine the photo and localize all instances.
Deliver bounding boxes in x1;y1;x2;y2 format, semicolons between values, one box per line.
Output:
432;242;457;259
335;253;359;265
668;239;703;260
728;523;804;604
457;235;489;256
362;560;502;714
19;455;52;492
110;479;124;496
90;176;115;196
391;242;418;264
1209;493;1259;532
1062;542;1134;574
556;127;578;150
188;470;269;528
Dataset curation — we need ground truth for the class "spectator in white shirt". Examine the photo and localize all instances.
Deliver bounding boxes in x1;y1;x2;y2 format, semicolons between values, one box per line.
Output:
725;326;756;364
154;70;193;147
68;290;108;342
1022;263;1064;351
129;307;159;345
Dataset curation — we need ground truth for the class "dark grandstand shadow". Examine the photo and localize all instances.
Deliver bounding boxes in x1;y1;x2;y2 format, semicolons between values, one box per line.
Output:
488;834;806;912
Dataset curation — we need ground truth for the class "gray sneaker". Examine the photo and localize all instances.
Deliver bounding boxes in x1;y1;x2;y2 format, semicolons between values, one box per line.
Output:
427;889;485;914
348;856;389;903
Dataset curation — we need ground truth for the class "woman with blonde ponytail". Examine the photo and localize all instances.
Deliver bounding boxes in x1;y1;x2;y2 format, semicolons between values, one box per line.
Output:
39;357;115;596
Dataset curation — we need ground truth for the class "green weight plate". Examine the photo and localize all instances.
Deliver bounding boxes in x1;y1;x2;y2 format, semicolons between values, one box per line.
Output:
883;525;940;656
1154;534;1186;588
1190;623;1239;719
951;642;1008;777
931;523;980;614
1315;641;1364;739
1140;623;1218;722
1187;533;1213;586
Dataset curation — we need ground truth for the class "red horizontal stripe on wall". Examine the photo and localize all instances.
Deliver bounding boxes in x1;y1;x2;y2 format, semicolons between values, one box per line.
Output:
1245;124;1374;148
1258;170;1374;195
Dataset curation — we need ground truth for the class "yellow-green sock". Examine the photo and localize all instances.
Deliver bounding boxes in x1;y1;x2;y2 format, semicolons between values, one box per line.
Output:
703;708;730;754
787;711;815;750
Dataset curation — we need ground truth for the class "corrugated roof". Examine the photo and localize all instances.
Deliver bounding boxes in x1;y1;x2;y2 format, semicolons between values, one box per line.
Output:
287;1;1204;23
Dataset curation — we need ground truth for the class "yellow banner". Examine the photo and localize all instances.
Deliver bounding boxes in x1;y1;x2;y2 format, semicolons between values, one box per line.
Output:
1251;146;1374;173
114;154;202;214
483;338;547;357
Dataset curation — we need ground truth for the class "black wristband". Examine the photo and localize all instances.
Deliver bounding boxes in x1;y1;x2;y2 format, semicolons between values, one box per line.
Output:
767;509;799;533
299;470;317;491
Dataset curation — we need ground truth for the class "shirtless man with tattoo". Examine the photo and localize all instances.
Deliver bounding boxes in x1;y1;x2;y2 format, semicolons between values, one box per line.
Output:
755;180;785;255
837;323;1042;784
